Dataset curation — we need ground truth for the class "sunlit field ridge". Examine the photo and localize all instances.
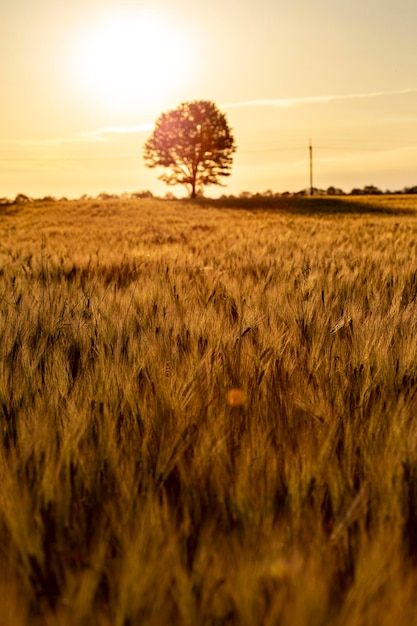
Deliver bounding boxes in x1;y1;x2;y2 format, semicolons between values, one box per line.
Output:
2;195;417;625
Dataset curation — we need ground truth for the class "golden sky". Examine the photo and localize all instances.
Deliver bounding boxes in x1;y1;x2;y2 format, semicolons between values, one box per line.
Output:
1;0;417;198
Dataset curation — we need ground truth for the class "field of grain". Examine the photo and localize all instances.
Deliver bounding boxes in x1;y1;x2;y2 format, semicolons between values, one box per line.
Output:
1;195;417;625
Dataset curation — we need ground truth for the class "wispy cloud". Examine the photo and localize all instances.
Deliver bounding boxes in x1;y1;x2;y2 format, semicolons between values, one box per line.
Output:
221;88;417;109
78;123;154;139
0;135;104;148
0;123;154;149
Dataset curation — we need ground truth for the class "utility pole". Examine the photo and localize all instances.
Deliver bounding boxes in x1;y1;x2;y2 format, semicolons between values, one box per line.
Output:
309;139;313;196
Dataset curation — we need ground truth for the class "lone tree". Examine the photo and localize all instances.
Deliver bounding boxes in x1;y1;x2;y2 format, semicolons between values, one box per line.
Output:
143;100;236;198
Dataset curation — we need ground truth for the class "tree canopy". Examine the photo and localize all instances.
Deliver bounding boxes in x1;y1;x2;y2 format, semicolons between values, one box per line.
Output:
143;100;236;198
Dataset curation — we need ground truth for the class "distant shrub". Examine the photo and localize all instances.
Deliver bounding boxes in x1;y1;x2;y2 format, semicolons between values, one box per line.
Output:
131;190;154;199
13;193;32;204
96;192;119;200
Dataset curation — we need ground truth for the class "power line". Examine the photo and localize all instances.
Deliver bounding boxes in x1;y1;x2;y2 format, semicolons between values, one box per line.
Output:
315;146;389;152
234;144;405;155
239;146;305;154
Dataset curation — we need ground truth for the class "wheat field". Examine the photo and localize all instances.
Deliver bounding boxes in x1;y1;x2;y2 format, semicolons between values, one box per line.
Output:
1;195;417;625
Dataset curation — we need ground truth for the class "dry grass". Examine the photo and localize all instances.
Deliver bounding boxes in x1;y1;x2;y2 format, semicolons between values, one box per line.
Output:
1;195;417;625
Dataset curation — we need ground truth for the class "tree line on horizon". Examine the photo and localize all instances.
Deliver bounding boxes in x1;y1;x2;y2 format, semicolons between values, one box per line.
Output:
2;184;417;207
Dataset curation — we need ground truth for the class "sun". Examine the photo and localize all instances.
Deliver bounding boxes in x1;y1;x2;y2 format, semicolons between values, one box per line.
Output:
71;10;190;113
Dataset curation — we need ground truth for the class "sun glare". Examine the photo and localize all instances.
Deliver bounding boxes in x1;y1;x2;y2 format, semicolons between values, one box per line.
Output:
71;10;190;113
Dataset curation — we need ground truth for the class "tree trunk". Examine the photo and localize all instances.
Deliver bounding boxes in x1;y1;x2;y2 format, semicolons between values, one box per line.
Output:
190;179;196;199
